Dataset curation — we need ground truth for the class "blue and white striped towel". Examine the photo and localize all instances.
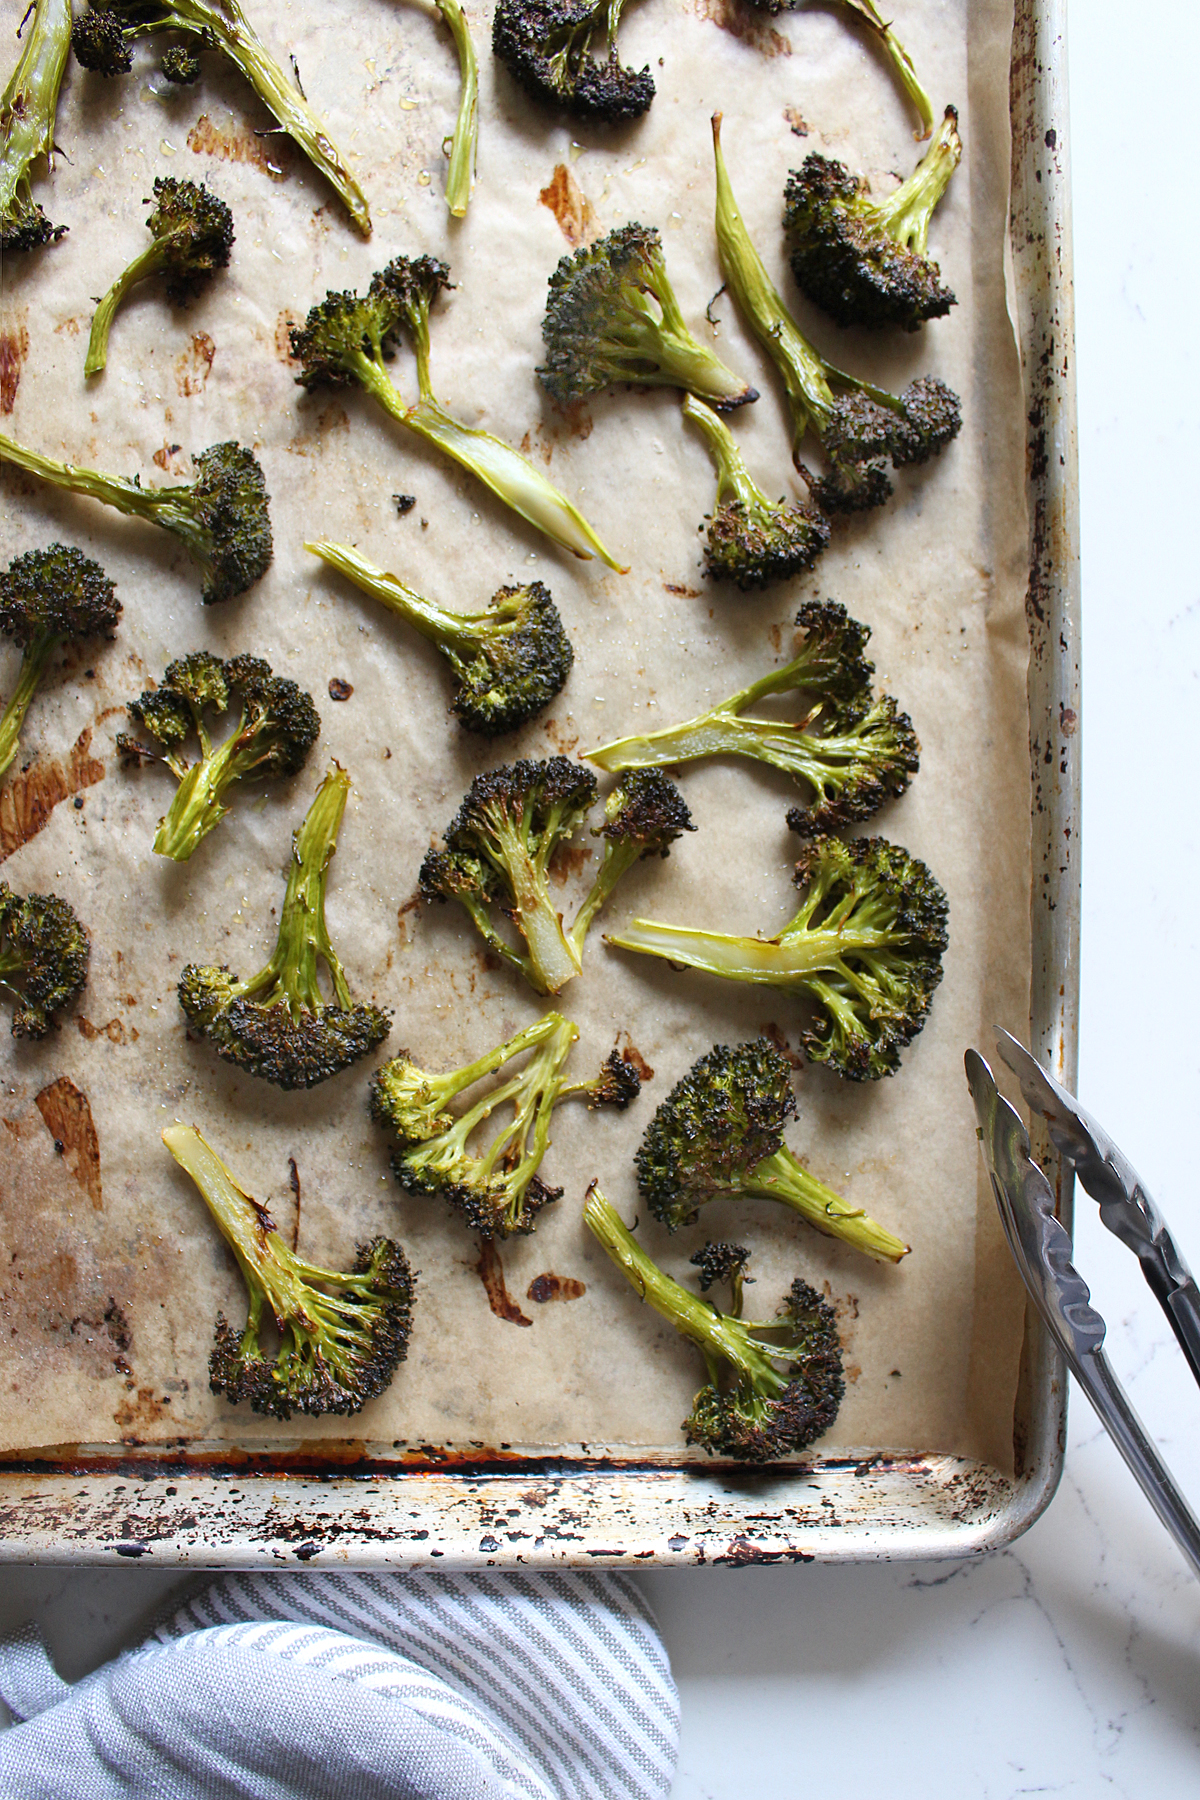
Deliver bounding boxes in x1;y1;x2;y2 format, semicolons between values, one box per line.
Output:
0;1569;679;1799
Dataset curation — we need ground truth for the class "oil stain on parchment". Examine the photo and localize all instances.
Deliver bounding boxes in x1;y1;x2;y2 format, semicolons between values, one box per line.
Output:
34;1076;102;1211
539;165;600;247
527;1273;586;1303
188;113;292;180
0;725;105;862
0;320;29;414
476;1238;532;1327
692;0;791;56
176;332;215;397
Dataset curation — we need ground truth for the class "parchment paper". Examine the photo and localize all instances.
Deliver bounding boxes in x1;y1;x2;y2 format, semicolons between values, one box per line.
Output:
0;0;1029;1470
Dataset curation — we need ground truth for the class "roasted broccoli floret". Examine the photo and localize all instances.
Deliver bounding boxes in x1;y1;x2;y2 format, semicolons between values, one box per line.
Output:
371;1013;641;1237
784;108;961;331
609;834;949;1081
118;650;319;860
711;115;959;512
635;1039;907;1259
70;1;370;234
539;223;758;412
684;394;830;589
159;41;199;80
492;0;653;121
587;599;916;835
0;0;71;252
178;765;390;1088
435;0;479;217
690;1239;751;1312
585;1185;845;1460
0;881;89;1036
744;0;933;137
0;544;121;781
568;769;694;956
290;255;623;570
419;756;598;995
85;177;234;377
0;434;272;606
163;1123;415;1419
306;540;573;738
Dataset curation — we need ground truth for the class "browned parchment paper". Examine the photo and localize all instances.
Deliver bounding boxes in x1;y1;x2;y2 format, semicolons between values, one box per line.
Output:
0;0;1029;1469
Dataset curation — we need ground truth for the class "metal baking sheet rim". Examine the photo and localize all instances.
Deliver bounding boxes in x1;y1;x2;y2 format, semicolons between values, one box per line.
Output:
0;0;1080;1570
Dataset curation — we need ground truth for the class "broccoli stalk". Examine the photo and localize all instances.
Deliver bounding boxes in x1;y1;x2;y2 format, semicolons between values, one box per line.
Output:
634;1039;908;1260
711;114;960;511
436;0;479;218
290;256;625;570
784;107;961;331
71;1;370;235
0;0;71;252
585;600;918;836
0;434;272;605
118;651;320;860
0;881;89;1037
609;834;949;1081
85;177;234;377
0;544;121;782
492;0;654;122
568;769;694;956
585;1185;845;1460
163;1123;415;1418
683;394;830;589
305;539;573;737
538;223;758;412
178;764;391;1088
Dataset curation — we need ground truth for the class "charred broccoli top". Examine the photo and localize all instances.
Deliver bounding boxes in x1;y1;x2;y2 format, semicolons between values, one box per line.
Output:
306;540;573;738
0;882;90;1036
178;765;391;1089
585;1186;845;1461
0;543;121;781
683;394;830;590
119;650;319;860
492;0;654;121
0;0;72;252
164;1123;414;1420
569;769;695;956
539;223;757;412
85;177;234;377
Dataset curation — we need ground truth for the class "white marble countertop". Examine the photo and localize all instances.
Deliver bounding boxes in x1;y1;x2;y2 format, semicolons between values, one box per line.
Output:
4;4;1199;1795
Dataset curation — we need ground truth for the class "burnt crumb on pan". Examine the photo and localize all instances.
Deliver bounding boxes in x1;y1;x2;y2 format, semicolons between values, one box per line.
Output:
34;1077;102;1210
527;1273;586;1303
328;677;353;701
475;1239;532;1327
392;494;416;515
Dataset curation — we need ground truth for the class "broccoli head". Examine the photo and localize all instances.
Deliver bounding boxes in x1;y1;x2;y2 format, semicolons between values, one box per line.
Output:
585;1185;845;1461
539;223;758;412
419;756;598;994
683;394;830;590
179;765;391;1088
784;108;961;331
163;1124;415;1420
85;177;234;378
0;882;90;1036
159;42;200;81
568;769;694;956
609;835;949;1081
1;0;72;253
690;1239;751;1312
306;540;573;738
492;0;654;121
119;650;319;860
635;1039;908;1260
0;543;121;780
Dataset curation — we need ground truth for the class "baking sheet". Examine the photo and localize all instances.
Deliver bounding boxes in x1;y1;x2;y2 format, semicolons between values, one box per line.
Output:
0;0;1028;1471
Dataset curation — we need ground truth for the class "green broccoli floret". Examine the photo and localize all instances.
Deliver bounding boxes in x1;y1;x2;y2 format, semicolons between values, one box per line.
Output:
158;42;199;80
418;756;598;995
85;177;234;378
586;599;916;835
290;256;624;570
118;650;319;860
568;769;694;957
0;881;89;1036
635;1039;908;1260
609;834;949;1081
0;0;71;252
784;108;961;331
371;1012;641;1237
683;394;830;590
0;434;272;606
711;115;960;512
178;764;390;1088
585;1185;845;1461
0;544;121;781
306;540;573;738
163;1123;415;1419
71;1;370;235
743;0;933;138
539;223;758;412
690;1239;751;1313
492;0;654;121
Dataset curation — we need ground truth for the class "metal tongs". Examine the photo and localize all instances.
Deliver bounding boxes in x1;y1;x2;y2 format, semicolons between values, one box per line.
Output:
965;1032;1200;1580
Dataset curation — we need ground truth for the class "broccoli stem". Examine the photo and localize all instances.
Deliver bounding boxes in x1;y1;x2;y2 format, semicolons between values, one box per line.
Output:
607;915;880;990
741;1145;908;1262
435;0;478;219
0;634;55;781
486;806;582;994
84;234;176;378
0;0;71;248
568;838;643;955
587;661;829;774
153;693;316;863
603;277;753;410
0;429;208;563
840;0;934;138
304;538;486;655
871;107;961;254
682;392;765;513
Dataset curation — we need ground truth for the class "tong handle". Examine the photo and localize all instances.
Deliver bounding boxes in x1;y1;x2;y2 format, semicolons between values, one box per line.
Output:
1075;1348;1200;1582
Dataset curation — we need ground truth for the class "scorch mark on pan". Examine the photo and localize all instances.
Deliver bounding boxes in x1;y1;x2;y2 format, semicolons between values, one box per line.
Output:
34;1076;102;1210
0;726;105;861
